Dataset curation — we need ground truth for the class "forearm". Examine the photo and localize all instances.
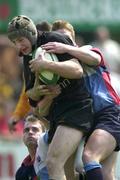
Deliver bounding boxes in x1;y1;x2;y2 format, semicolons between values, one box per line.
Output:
35;96;53;117
45;58;83;79
64;45;101;66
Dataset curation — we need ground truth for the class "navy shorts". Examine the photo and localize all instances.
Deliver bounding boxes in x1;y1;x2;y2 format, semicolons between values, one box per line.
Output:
93;105;120;151
48;98;94;143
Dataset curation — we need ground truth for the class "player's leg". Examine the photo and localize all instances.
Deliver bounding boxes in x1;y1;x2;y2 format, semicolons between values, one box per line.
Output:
82;105;120;180
74;138;118;180
65;152;85;180
77;151;118;180
46;125;84;180
35;134;80;180
101;151;118;180
64;151;78;180
82;129;116;180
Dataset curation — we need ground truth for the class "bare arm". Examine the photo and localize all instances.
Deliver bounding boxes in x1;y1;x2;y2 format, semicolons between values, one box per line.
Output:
29;52;83;79
34;96;53;117
32;96;52;130
64;45;101;66
33;85;61;117
41;42;101;66
42;58;83;79
8;84;31;132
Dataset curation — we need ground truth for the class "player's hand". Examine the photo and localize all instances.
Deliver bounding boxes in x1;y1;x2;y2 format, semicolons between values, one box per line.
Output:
29;51;48;73
46;85;61;99
8;116;19;133
26;73;51;100
33;85;61;118
26;84;52;100
41;42;68;54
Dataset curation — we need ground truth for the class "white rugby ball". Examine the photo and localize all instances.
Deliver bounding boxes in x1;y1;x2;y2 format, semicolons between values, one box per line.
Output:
34;47;60;85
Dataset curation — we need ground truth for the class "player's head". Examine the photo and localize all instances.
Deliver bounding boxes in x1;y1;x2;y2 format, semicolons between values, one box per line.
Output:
36;21;52;32
23;115;45;148
8;15;37;55
52;20;75;41
8;15;37;45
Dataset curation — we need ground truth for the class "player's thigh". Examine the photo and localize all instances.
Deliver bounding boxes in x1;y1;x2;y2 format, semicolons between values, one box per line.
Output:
83;129;116;162
47;125;83;164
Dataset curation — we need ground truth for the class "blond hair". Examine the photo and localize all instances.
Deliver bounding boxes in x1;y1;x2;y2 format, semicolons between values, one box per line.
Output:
52;20;75;40
25;114;46;132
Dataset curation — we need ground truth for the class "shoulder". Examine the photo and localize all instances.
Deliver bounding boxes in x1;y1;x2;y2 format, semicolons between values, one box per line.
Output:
15;164;36;180
15;155;36;179
17;155;33;167
23;155;34;166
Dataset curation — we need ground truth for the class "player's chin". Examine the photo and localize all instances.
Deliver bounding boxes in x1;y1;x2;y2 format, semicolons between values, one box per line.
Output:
21;51;28;55
27;140;37;146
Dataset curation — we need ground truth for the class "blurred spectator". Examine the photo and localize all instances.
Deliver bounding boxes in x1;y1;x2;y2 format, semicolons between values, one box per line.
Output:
0;36;23;140
92;26;120;73
0;35;12;46
75;34;85;47
0;95;23;141
0;41;22;102
92;26;120;95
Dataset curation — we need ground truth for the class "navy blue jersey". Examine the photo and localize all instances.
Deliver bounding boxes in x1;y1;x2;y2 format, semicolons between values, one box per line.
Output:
82;48;120;112
16;155;37;180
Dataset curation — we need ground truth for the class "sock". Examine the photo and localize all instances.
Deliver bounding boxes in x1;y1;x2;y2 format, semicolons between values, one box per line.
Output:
84;161;103;180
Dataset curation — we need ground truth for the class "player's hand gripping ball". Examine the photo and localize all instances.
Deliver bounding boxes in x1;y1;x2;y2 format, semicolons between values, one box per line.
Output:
34;47;60;85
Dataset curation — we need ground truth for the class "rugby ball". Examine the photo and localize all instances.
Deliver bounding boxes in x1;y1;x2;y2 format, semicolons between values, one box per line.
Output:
34;47;60;85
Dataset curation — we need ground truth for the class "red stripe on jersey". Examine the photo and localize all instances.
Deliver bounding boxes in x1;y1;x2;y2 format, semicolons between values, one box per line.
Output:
91;48;120;104
102;71;120;104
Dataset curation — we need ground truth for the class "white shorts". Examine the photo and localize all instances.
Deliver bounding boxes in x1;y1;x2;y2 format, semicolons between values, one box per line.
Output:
34;132;49;179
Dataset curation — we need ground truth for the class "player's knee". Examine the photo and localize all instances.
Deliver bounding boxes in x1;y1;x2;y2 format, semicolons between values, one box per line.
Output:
82;148;95;164
46;153;62;173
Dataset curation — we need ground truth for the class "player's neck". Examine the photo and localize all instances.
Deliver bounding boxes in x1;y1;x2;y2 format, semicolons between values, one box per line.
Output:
28;146;36;160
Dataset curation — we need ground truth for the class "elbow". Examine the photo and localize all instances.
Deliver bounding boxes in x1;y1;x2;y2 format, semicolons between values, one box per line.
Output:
92;54;101;66
72;59;83;79
93;57;101;66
